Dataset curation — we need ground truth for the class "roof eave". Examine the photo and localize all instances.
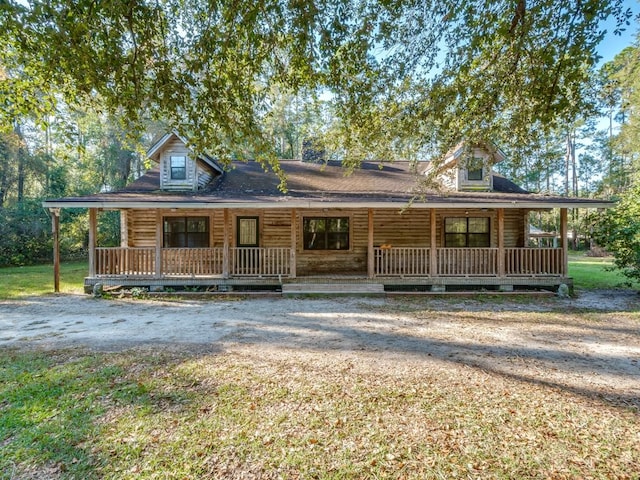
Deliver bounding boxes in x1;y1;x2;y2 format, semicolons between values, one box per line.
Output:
42;199;616;210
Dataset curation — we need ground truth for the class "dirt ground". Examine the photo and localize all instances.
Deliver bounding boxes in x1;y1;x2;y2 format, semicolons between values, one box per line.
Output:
1;289;639;409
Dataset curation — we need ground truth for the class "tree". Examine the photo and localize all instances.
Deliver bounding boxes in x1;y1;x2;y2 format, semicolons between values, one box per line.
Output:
593;183;640;282
0;0;633;173
0;131;21;207
593;34;640;274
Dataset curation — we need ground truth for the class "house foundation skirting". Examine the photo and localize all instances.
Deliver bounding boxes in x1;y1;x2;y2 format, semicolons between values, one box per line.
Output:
84;275;572;295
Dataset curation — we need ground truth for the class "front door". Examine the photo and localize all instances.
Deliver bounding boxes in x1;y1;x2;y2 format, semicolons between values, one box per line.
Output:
235;216;260;274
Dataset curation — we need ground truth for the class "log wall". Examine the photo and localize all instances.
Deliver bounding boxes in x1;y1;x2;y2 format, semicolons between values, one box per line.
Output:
124;207;529;275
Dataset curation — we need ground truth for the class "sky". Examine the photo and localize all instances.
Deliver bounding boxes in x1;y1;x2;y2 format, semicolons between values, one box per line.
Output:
597;0;639;64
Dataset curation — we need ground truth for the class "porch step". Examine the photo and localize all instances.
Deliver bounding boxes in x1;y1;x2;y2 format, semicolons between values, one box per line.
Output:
282;283;385;295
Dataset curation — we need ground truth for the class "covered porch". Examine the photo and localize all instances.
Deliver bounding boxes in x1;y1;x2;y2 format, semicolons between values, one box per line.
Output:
58;206;572;293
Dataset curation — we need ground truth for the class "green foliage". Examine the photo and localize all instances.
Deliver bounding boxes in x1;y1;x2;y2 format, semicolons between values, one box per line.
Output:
0;0;633;169
593;183;640;282
0;201;52;266
0;203;120;267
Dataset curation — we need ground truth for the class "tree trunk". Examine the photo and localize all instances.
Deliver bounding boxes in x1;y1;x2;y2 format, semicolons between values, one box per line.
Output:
14;122;26;203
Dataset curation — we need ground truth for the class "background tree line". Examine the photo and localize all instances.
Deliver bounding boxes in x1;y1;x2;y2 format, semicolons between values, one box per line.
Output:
0;0;639;278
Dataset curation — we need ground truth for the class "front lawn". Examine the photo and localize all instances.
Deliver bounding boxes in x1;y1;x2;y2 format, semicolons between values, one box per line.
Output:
568;253;636;290
0;346;638;479
0;262;86;299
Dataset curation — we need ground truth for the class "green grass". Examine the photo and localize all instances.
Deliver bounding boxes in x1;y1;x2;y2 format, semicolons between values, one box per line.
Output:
0;348;638;479
0;261;87;299
568;253;637;290
0;255;635;299
0;349;151;479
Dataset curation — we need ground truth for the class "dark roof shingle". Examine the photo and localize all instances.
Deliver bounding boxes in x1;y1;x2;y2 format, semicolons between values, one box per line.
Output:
45;160;612;208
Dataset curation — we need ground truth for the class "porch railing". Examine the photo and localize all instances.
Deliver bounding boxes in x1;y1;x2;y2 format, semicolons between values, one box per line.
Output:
231;247;290;276
437;248;499;276
95;247;155;276
94;247;291;277
94;246;563;279
374;247;564;277
505;248;564;276
374;247;431;276
163;248;223;276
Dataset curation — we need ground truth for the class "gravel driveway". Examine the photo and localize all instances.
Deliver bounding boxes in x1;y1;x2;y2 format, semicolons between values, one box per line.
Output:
1;290;639;408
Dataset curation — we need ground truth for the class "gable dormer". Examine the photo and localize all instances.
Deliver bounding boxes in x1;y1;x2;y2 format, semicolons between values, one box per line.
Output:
147;132;223;191
428;142;506;192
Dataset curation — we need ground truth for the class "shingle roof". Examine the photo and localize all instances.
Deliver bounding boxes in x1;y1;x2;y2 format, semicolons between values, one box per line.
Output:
44;160;613;209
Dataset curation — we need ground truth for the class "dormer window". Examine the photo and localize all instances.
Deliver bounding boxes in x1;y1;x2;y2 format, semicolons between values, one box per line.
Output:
170;156;187;180
467;157;484;181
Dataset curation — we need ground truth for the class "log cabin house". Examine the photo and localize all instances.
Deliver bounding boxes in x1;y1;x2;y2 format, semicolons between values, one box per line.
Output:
43;133;613;294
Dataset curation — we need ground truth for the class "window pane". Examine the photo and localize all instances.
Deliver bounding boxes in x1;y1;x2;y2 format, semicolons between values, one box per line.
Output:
187;233;209;248
328;233;349;250
468;233;490;247
445;218;467;233
164;218;185;233
187;217;207;232
170;156;186;167
467;168;483;180
304;232;326;249
468;217;489;233
165;232;186;248
238;218;258;246
445;233;467;247
304;218;325;233
303;217;349;250
163;217;209;248
170;156;187;180
327;217;348;232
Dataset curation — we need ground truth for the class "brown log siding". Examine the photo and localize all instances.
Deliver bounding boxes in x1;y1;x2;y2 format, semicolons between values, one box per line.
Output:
124;207;528;275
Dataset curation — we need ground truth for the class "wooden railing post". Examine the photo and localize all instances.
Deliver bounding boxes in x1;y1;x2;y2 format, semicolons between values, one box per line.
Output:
368;208;374;278
497;208;505;277
155;210;162;278
88;208;97;277
430;209;437;276
290;209;297;278
560;208;568;276
50;208;61;292
223;208;230;278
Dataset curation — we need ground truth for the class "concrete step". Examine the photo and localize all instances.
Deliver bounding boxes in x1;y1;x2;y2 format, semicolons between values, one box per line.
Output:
282;283;385;295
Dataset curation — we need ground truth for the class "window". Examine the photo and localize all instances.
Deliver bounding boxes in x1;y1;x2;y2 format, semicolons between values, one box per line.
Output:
170;155;187;180
237;217;259;247
303;217;349;250
444;217;490;247
467;157;484;181
163;217;209;248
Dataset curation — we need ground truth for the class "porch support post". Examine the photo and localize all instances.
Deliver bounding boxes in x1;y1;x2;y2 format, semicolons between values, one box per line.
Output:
367;208;374;278
120;209;129;247
430;208;437;276
290;209;297;278
560;208;568;276
118;209;128;275
50;208;60;293
523;209;530;246
223;208;230;278
497;208;505;277
155;210;162;278
88;208;97;277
